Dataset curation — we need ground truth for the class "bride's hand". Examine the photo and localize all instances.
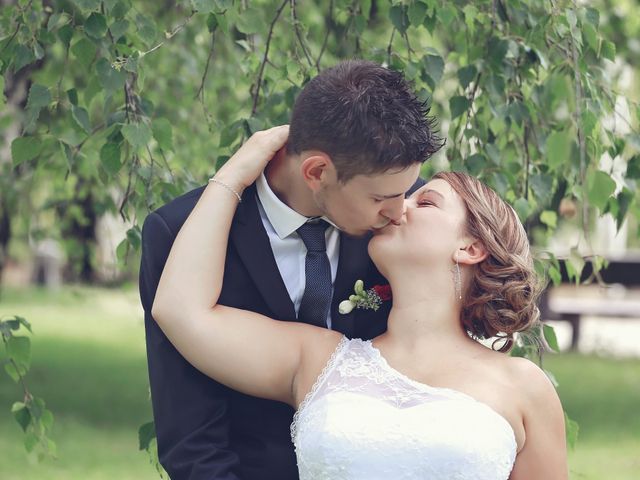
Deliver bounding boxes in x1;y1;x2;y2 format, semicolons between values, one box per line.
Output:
214;125;289;192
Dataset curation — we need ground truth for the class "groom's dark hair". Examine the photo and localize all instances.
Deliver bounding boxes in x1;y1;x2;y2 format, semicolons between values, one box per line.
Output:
288;59;443;182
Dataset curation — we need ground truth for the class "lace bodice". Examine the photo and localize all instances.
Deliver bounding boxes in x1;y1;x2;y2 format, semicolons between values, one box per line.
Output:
291;337;517;480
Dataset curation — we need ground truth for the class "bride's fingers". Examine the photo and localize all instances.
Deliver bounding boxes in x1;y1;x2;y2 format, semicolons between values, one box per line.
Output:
216;125;290;187
251;124;289;154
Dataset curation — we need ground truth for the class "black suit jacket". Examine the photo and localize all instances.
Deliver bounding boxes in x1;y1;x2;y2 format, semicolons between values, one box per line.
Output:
139;179;424;480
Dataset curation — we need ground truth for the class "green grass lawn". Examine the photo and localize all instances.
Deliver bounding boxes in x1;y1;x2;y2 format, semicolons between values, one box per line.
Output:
1;286;639;479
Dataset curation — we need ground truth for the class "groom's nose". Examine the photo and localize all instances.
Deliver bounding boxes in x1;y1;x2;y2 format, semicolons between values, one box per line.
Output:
381;196;405;224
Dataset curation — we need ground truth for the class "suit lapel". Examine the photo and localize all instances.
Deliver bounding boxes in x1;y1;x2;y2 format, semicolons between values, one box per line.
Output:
230;184;296;321
331;232;373;337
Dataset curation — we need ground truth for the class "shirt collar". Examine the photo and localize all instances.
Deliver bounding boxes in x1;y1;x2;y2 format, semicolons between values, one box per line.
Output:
256;172;339;239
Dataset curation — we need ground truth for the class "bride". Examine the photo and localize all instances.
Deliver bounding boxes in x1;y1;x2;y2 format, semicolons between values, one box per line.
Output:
152;126;568;479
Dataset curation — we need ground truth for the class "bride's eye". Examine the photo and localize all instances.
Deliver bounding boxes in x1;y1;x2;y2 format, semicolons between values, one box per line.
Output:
418;199;434;207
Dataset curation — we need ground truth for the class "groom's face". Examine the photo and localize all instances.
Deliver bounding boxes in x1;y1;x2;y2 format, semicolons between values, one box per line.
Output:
316;163;421;237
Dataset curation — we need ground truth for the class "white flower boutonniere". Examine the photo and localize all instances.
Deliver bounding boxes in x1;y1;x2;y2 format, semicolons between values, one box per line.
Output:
338;280;392;314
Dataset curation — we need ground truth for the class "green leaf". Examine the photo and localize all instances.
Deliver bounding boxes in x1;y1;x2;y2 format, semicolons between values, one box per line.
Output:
614;187;634;231
437;5;456;27
17;316;32;333
47;12;69;32
465;154;486;176
71;37;97;69
84;12;108;39
567;247;586;283
423;54;444;87
582;22;598;52
100;142;122;174
127;227;142;250
585;8;599;28
587;170;616;211
191;0;216;13
26;84;51;110
548;264;562;286
540;210;558;229
546;130;571;169
138;421;156;450
529;173;553;201
122;123;152;150
13;44;35;72
73;0;101;10
408;1;427;27
0;76;5;107
11;137;43;166
565;412;579;449
58;24;74;47
601;40;616;61
389;6;409;34
67;88;79;106
109;19;129;41
580;108;598;137
457;65;477;89
12;402;31;432
152;118;173;151
206;13;218;33
627;155;640;178
33;41;43;61
4;362;22;382
40;408;54;431
24;432;38;453
7;336;31;369
96;58;126;92
543;324;560;352
449;96;470;120
72;105;91;134
136;14;157;47
513;198;531;222
111;1;131;19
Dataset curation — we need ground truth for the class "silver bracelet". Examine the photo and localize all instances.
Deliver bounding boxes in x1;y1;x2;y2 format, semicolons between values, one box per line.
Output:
208;177;243;203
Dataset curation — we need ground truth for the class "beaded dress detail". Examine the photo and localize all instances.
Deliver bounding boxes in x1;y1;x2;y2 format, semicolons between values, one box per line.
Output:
291;337;517;480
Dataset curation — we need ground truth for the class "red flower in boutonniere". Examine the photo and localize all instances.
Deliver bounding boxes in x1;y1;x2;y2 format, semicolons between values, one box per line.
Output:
371;284;392;301
338;280;392;314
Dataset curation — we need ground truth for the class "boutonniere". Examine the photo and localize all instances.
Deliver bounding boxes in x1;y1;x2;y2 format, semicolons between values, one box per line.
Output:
338;280;392;314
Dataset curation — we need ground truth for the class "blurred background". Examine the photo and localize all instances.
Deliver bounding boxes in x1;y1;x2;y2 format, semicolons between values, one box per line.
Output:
1;0;639;479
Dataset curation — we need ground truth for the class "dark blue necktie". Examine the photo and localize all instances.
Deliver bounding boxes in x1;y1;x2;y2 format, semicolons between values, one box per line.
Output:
297;220;332;328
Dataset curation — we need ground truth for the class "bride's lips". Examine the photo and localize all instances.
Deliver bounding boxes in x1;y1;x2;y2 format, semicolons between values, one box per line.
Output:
371;222;395;235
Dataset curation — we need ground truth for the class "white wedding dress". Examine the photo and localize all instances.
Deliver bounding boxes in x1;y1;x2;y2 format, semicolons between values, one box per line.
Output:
291;336;517;480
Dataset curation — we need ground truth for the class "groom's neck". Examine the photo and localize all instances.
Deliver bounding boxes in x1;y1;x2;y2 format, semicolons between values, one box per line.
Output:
265;150;323;217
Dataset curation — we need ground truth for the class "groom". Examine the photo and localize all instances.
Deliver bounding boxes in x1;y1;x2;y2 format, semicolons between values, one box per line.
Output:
139;60;442;479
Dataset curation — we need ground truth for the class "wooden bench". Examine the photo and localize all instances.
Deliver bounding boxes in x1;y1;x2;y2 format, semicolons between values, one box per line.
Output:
540;254;640;349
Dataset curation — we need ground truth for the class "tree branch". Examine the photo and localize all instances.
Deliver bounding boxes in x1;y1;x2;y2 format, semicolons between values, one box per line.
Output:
315;0;333;70
252;0;288;115
291;0;313;67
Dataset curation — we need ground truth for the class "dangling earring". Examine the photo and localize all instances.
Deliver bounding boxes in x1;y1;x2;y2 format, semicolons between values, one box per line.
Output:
454;251;462;300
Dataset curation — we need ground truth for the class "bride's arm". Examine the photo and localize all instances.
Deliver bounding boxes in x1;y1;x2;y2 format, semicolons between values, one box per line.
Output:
152;126;321;406
509;359;568;479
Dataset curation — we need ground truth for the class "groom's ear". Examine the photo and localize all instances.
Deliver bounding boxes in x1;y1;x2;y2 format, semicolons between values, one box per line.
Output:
301;152;334;192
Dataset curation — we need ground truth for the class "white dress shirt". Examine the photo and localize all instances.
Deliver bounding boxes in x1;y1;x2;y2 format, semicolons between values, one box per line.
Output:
255;173;340;329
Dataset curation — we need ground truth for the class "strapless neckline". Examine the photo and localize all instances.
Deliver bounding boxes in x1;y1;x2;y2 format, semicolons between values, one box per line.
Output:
292;336;518;480
365;339;517;442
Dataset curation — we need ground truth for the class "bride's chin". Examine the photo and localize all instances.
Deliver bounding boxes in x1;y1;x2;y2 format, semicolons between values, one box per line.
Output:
367;236;392;268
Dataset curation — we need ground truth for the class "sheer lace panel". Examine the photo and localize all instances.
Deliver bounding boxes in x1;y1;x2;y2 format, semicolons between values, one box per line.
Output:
292;337;517;480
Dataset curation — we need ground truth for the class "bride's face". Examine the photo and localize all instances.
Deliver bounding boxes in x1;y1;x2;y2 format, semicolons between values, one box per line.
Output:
368;179;469;275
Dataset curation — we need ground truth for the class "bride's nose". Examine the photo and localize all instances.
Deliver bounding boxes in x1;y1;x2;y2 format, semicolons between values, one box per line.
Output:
389;203;408;226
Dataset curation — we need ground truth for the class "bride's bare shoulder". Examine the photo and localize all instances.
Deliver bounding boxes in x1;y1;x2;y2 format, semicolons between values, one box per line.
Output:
500;354;561;410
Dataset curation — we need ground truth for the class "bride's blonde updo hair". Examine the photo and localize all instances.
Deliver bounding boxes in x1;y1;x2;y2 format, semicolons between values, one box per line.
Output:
433;171;542;352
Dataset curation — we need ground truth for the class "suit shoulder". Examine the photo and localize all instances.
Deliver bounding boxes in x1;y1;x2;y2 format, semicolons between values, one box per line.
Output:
141;185;208;239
